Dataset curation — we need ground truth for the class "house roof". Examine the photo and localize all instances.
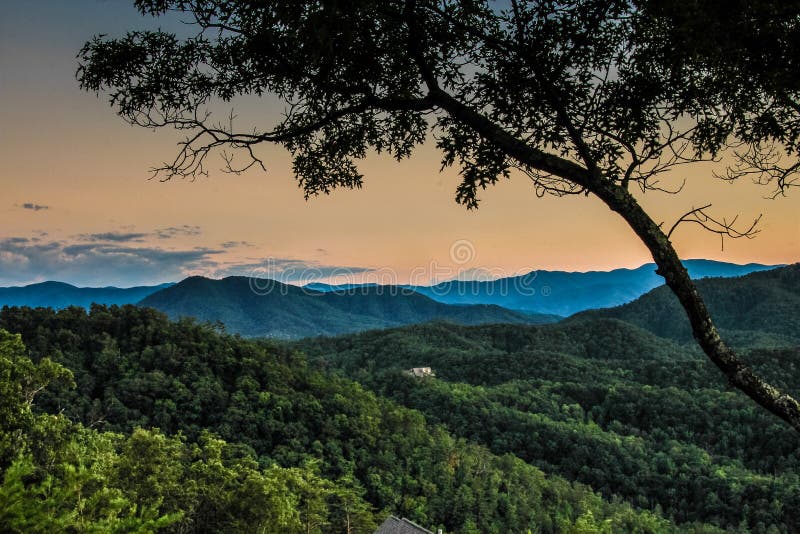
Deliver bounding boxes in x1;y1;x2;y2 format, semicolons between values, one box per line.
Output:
374;515;433;534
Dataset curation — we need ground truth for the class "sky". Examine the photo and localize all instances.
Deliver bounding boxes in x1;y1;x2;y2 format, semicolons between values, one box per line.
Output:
1;0;798;288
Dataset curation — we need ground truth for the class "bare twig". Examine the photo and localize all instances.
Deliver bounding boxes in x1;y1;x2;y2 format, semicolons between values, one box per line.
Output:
667;204;762;250
717;141;800;198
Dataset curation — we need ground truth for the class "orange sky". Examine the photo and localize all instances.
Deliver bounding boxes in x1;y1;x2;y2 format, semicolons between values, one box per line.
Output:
1;1;798;287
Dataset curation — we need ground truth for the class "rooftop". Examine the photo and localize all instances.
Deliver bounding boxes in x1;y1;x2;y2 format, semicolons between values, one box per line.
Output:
374;515;434;534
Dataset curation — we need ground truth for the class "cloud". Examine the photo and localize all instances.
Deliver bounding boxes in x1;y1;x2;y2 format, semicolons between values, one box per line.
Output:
0;236;224;287
3;237;31;245
154;225;202;239
212;258;376;284
18;202;49;211
78;232;149;243
220;240;253;249
75;226;203;244
0;236;375;288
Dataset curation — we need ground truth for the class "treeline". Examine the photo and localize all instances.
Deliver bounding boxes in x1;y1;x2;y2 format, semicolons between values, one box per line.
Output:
296;321;800;532
0;305;692;533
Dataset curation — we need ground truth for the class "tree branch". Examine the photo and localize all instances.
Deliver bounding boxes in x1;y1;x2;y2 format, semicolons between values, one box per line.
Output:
667;204;762;251
426;85;800;433
150;94;433;179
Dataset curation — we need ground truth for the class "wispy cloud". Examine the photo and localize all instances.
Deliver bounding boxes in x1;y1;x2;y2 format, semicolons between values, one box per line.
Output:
75;226;203;244
220;240;253;249
17;202;50;211
154;225;202;239
2;237;31;245
78;232;149;243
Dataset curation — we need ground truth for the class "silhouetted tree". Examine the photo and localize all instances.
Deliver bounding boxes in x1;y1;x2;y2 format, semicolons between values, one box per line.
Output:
77;1;800;429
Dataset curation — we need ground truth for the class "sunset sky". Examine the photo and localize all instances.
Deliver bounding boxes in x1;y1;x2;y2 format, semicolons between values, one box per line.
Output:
1;0;798;288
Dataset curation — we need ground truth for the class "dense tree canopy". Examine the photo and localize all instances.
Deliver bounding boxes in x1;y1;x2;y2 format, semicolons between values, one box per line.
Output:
1;306;691;532
297;319;800;530
77;0;800;428
1;327;384;533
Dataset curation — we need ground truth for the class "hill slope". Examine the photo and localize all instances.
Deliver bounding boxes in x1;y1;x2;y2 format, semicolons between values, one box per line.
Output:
569;263;800;345
294;319;800;530
139;276;558;338
298;319;694;385
0;281;172;309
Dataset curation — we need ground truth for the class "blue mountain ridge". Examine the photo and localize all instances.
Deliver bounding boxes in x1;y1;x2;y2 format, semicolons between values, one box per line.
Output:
305;259;781;316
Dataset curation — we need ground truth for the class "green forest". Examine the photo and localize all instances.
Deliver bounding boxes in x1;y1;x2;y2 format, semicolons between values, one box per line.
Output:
296;320;800;531
1;305;697;533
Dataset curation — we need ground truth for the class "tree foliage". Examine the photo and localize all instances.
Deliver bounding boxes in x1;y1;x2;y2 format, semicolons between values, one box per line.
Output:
0;326;377;533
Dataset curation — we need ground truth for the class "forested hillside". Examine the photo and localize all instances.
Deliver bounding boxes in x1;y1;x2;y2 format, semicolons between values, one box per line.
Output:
139;276;557;338
570;264;800;345
296;321;800;532
0;305;687;533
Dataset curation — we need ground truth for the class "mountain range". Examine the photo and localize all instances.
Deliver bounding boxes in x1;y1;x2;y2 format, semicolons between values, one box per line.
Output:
0;260;785;339
309;259;780;315
145;263;793;341
139;276;557;338
2;262;799;530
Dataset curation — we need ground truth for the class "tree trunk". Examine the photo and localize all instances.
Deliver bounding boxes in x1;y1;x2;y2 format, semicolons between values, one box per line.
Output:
592;181;800;432
428;89;800;431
